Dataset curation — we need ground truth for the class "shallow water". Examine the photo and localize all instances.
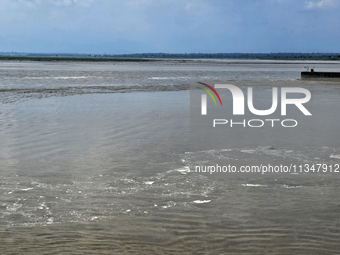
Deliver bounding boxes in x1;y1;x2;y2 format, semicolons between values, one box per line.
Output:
0;60;340;254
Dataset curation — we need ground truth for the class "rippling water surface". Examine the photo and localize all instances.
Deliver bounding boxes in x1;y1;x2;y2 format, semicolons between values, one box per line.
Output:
0;60;340;254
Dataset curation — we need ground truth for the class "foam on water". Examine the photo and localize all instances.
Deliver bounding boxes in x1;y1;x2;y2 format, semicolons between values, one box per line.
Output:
1;144;338;228
193;200;211;204
241;184;267;187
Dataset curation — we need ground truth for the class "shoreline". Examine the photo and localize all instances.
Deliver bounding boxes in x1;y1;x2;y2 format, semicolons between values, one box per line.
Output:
2;55;340;64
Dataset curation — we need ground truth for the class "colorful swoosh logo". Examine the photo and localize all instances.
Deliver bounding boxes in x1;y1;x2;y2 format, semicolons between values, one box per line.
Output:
196;82;222;106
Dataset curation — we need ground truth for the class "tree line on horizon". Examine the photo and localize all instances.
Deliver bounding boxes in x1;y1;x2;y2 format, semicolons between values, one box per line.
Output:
1;52;340;60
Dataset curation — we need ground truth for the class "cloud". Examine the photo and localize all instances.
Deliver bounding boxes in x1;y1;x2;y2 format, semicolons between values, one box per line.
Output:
51;0;73;6
1;0;340;54
49;0;94;7
126;0;153;8
0;0;94;7
305;0;340;10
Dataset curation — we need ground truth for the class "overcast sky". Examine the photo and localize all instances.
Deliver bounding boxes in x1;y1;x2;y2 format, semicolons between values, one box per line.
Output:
0;0;339;54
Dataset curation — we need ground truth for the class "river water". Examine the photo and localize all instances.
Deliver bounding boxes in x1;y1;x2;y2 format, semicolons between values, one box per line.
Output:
0;60;340;254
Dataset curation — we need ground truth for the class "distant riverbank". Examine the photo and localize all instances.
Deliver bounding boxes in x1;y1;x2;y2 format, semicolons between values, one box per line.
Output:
0;56;157;62
1;53;340;62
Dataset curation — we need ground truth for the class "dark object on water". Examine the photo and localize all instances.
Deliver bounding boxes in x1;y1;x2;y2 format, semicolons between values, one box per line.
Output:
301;71;340;80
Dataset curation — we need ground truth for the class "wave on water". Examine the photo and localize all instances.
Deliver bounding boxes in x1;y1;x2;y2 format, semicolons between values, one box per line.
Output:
0;84;189;103
1;145;340;254
21;76;95;80
2;145;339;228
